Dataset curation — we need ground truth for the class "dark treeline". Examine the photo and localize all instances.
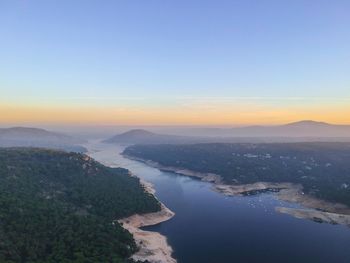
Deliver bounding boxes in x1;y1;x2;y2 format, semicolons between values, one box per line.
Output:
0;148;160;263
124;142;350;207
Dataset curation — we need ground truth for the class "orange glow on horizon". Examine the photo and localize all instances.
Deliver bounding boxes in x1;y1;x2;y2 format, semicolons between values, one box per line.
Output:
1;102;350;126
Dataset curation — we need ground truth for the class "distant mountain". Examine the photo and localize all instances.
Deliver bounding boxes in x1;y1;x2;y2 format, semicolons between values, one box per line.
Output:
104;121;350;145
228;120;350;137
169;120;350;138
0;127;87;152
103;129;193;144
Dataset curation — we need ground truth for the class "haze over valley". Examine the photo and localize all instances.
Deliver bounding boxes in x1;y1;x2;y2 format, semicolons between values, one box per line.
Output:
2;1;350;262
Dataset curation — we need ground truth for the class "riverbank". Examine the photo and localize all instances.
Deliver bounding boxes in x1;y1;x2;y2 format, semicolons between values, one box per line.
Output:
215;182;350;227
214;182;350;214
121;178;176;263
123;154;350;227
123;154;222;183
84;142;177;263
118;203;175;263
276;207;350;226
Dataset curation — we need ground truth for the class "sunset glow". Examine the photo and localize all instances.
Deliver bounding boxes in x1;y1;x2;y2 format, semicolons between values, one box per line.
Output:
3;99;350;125
1;0;349;126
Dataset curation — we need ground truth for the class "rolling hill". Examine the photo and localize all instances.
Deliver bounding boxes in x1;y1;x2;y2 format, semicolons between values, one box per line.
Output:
0;127;87;152
103;129;195;144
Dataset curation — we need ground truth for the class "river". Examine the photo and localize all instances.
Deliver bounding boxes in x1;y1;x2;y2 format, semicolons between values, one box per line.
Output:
87;141;350;263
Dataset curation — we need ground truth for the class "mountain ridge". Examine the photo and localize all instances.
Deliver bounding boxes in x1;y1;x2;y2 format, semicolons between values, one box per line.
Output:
229;120;350;137
104;120;350;145
0;126;86;152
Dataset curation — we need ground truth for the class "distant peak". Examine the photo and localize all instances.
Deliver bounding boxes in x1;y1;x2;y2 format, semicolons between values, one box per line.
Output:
284;120;330;126
7;127;46;131
103;129;159;143
121;129;155;135
1;127;53;134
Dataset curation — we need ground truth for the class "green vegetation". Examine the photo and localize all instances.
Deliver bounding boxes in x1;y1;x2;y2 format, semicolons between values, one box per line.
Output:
0;148;160;263
124;142;350;206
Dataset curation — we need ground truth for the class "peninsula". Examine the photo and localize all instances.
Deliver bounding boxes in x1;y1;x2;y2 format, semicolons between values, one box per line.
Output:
123;142;350;226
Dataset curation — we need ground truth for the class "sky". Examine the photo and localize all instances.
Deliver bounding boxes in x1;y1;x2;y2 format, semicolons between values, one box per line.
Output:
1;0;350;125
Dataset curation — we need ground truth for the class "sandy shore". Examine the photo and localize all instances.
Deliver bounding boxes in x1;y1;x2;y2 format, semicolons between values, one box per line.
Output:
213;182;295;196
118;203;176;263
124;154;350;227
276;207;350;227
84;142;177;263
214;182;350;226
276;184;350;215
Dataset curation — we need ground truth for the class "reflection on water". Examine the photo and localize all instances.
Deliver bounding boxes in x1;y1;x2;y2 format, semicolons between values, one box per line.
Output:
89;142;350;263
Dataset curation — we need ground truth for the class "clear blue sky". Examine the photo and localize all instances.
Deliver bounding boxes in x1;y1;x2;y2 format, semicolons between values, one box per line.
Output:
1;0;350;124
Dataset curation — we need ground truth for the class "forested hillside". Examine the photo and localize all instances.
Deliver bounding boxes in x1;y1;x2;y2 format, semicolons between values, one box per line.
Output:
0;148;160;263
124;143;350;206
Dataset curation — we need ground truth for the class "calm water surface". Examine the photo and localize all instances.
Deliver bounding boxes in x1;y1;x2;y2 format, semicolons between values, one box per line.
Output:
91;143;350;263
